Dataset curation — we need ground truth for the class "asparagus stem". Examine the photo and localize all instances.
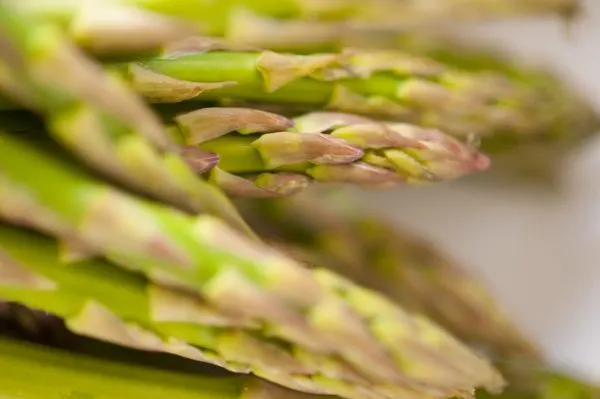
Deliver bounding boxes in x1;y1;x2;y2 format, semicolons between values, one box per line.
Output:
0;223;412;398
116;43;578;142
0;130;504;398
170;108;490;191
0;337;322;399
237;193;541;364
237;192;600;397
0;3;254;236
6;0;578;42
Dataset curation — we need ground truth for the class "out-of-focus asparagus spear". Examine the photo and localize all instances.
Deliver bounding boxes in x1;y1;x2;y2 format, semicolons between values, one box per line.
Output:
238;192;600;397
237;192;540;366
0;223;449;399
6;0;578;48
0;3;253;236
0;131;504;398
0;337;323;399
166;108;490;198
0;0;198;56
109;41;583;142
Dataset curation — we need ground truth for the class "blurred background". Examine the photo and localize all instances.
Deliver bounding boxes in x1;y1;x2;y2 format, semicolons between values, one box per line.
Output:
354;0;600;383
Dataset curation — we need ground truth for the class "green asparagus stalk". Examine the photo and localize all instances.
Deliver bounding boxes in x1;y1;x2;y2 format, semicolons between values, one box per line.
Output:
6;0;578;49
0;337;323;399
0;130;504;397
0;223;435;399
0;0;197;56
245;27;597;185
111;41;577;142
379;31;600;184
166;108;489;197
237;193;540;365
238;193;600;397
0;3;253;236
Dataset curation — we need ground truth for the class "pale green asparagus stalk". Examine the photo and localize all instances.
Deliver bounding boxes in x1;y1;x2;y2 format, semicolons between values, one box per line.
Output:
0;131;504;398
0;223;444;399
245;27;597;184
165;108;490;197
374;31;600;184
5;0;578;52
108;40;579;142
0;337;323;399
0;3;254;236
237;193;541;365
237;193;600;396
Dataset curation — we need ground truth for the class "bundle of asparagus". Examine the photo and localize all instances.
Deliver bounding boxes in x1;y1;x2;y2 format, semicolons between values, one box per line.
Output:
1;1;599;399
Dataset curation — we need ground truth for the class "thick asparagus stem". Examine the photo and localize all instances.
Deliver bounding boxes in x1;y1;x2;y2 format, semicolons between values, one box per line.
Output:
0;337;322;399
0;223;429;399
6;0;578;44
116;43;576;142
0;3;253;236
165;108;490;197
237;193;540;365
0;131;504;398
238;192;600;397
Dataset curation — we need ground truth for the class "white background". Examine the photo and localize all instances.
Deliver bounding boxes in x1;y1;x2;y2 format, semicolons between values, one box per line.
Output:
355;0;600;383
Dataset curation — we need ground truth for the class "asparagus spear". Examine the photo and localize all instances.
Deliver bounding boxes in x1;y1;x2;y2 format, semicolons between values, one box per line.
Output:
0;3;253;236
0;223;432;399
112;42;573;142
6;0;578;47
164;108;489;197
237;193;540;365
0;130;504;397
380;31;600;185
246;27;597;184
238;193;600;397
0;0;198;56
0;337;323;399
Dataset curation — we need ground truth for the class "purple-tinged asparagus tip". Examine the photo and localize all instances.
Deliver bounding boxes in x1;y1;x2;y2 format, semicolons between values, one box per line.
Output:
175;107;294;145
180;147;220;173
386;124;491;181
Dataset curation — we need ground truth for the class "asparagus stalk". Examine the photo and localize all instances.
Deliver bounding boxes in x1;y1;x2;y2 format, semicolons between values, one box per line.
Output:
6;0;578;47
0;0;197;56
112;42;575;142
378;31;600;184
0;337;323;399
0;223;426;399
165;108;489;197
0;130;504;397
237;193;540;365
0;3;253;236
241;27;597;184
238;193;600;397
